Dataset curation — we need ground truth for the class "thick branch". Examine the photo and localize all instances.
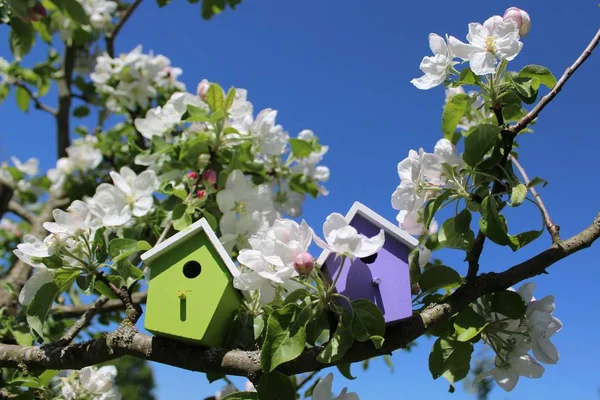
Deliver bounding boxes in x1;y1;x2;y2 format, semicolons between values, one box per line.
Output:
509;28;600;135
96;274;142;324
509;154;560;243
12;81;57;116
8;200;36;224
106;0;144;57
0;183;13;220
53;292;147;320
1;213;598;376
56;45;76;159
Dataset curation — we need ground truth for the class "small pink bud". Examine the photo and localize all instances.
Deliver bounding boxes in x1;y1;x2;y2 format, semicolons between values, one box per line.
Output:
196;79;210;101
503;7;531;36
294;252;314;275
197;190;206;199
202;169;217;185
188;171;197;180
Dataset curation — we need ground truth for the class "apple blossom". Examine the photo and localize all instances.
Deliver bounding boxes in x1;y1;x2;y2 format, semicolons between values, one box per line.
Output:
480;353;544;392
251;109;289;158
312;373;359;400
504;7;531;36
60;365;121;400
313;213;384;258
202;169;217;184
10;156;39;176
196;79;210;100
294;251;315;275
449;16;523;75
411;33;457;90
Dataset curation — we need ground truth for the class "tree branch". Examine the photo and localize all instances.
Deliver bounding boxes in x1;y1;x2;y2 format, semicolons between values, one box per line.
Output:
509;154;560;243
59;296;110;344
96;273;142;324
7;200;35;224
106;0;144;57
53;292;147;320
1;212;598;376
0;182;13;220
56;45;76;159
12;81;57;116
509;28;600;135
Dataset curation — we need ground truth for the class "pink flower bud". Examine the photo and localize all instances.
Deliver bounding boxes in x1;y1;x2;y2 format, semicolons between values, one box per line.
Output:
294;252;315;275
196;79;210;101
213;184;219;191
188;171;197;180
197;190;206;199
503;7;531;36
202;169;217;185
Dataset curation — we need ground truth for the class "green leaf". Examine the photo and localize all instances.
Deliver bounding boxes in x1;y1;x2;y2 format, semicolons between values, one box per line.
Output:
289;138;314;158
112;259;144;288
370;335;385;349
205;83;224;113
61;0;90;25
10;18;35;60
26;282;59;338
337;363;356;380
479;196;510;246
317;309;354;363
257;371;296;400
501;91;526;122
527;177;548;189
510;183;527;207
224;86;236;111
383;354;395;373
442;93;471;142
429;338;473;384
225;310;256;350
456;68;478;86
408;247;422;285
73;105;90;118
288;174;319;198
423;190;452;230
173;212;192;231
350;299;385;344
76;274;95;295
306;308;330;346
202;210;218;231
438;209;474;250
261;303;309;372
519;65;557;89
453;307;487;342
15;86;30;112
508;229;543;251
10;325;33;346
222;392;258;400
201;0;242;19
108;238;150;262
491;290;526;319
0;83;9;105
419;265;462;293
463;124;500;167
33;20;52;44
156;0;172;6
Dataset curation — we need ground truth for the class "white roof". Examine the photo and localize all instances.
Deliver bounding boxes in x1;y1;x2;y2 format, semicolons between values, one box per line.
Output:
316;201;418;266
141;218;241;280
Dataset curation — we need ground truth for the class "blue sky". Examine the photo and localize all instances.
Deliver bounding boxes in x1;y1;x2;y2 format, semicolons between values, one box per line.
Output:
1;0;600;399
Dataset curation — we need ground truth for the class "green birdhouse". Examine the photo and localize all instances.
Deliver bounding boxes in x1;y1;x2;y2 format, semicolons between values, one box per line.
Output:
141;218;245;348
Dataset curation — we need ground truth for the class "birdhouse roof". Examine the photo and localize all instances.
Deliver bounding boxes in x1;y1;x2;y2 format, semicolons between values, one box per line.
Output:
140;218;241;280
317;201;418;266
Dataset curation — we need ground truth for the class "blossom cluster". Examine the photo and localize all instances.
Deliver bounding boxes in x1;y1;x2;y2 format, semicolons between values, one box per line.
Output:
411;8;530;89
91;46;185;112
58;0;118;40
0;156;40;195
390;138;464;235
477;283;562;392
58;365;121;400
48;135;104;193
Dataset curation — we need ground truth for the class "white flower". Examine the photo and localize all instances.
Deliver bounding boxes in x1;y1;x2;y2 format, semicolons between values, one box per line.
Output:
11;157;39;176
43;200;98;237
90;167;158;226
314;213;384;258
0;218;20;237
396;207;438;236
482;353;544;392
229;88;254;135
434;138;463;168
291;130;330;195
251;109;289;157
449;16;523;76
58;365;122;400
411;34;456;90
134;92;204;139
391;148;441;214
220;210;273;253
313;373;359;400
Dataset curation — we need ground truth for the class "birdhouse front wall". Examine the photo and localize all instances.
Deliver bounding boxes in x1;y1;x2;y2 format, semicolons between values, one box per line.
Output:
144;231;242;347
322;213;413;324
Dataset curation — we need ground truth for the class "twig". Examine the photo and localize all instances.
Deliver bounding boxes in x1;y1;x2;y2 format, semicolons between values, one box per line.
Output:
509;28;600;135
12;81;57;116
296;371;319;391
156;221;172;245
53;291;147;320
96;273;142;324
106;0;144;57
509;155;560;243
59;296;110;344
7;200;35;224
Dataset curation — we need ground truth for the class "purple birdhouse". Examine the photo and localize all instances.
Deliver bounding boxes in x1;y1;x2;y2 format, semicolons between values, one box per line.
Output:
317;202;418;325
